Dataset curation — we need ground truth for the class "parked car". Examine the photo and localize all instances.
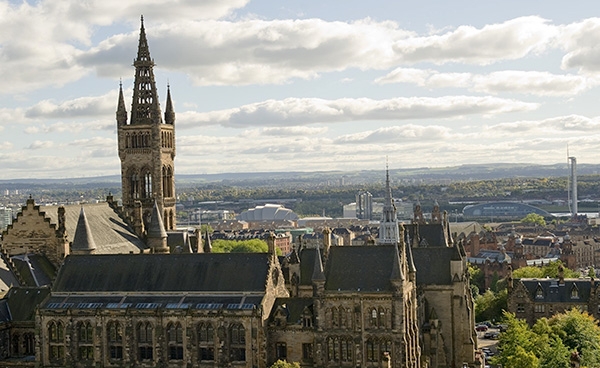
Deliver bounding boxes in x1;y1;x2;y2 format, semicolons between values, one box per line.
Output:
484;331;499;339
476;325;488;332
498;324;508;332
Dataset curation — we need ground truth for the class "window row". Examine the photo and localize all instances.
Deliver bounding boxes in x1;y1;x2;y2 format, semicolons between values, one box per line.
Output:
161;131;174;149
128;165;173;200
46;320;246;364
125;132;150;149
325;306;391;330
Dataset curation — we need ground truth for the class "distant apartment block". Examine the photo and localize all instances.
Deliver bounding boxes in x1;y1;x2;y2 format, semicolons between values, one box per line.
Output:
0;207;12;231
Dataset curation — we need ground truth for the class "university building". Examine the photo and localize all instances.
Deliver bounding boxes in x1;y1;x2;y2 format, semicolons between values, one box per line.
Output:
0;17;478;368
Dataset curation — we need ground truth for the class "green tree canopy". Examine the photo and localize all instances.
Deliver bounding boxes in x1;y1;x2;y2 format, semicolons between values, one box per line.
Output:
211;239;282;255
269;360;300;368
520;213;546;226
512;261;579;279
475;289;507;323
493;309;600;368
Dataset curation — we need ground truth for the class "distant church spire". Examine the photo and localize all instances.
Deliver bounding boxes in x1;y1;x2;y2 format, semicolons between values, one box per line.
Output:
378;163;400;245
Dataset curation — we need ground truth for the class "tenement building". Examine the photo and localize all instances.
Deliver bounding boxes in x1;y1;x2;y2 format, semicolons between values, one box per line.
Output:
0;17;479;368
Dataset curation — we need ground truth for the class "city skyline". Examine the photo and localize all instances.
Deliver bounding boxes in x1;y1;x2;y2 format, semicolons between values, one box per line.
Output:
2;0;600;179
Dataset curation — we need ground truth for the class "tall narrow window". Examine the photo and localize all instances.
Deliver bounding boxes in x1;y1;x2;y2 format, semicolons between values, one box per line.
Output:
230;324;246;361
48;321;64;363
23;333;34;356
198;322;214;362
77;321;94;361
107;321;123;361
144;172;152;198
131;173;140;199
137;322;153;361
167;322;183;360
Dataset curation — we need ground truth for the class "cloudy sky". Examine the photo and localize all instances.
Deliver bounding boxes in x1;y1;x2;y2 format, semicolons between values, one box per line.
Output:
2;0;600;179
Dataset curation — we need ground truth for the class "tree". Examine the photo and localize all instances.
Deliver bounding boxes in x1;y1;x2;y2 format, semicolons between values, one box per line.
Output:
492;311;541;368
520;213;546;226
512;261;579;279
212;239;268;253
475;289;507;323
549;308;600;367
269;360;300;368
211;239;282;255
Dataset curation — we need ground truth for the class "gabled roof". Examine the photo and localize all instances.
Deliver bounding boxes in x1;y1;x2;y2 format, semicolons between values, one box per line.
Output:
269;297;313;323
44;202;146;254
412;247;456;285
53;253;273;293
4;286;51;321
324;245;399;292
518;278;597;303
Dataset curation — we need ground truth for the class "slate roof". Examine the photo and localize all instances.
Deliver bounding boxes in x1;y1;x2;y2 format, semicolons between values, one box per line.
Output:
12;254;55;287
269;297;313;324
406;223;449;248
412;247;456;285
299;248;318;286
4;286;51;321
53;253;273;293
518;278;597;303
324;246;398;292
43;202;146;254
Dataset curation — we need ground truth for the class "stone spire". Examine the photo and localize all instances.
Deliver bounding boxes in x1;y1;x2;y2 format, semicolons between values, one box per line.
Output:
147;200;168;252
165;84;175;125
390;242;404;281
71;207;97;255
116;80;127;126
378;163;400;245
130;15;162;126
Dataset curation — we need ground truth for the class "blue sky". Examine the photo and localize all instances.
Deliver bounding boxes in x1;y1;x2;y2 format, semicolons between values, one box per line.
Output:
2;0;600;179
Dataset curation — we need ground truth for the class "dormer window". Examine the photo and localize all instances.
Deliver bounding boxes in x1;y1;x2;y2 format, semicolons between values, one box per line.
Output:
535;285;544;299
571;285;579;299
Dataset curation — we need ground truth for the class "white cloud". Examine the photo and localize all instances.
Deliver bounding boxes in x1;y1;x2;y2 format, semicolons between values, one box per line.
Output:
25;89;121;119
376;68;593;96
27;140;56;150
178;96;538;128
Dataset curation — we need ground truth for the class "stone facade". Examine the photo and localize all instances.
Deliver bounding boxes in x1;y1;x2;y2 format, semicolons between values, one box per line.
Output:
117;16;176;234
1;197;68;269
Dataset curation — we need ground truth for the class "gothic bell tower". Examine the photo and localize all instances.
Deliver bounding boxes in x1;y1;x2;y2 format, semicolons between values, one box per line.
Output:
117;16;176;233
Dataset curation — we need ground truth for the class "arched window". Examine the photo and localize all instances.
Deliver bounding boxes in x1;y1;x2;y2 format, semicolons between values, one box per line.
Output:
131;172;140;199
137;322;153;361
167;322;183;360
169;211;174;230
197;322;214;362
366;338;377;362
370;308;378;327
378;307;386;328
48;321;64;362
77;321;94;360
107;321;123;361
143;171;152;198
23;333;34;356
162;166;174;198
332;307;339;328
230;323;246;361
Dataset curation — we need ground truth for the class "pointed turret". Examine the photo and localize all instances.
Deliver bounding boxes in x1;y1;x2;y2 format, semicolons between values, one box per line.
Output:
147;201;168;253
165;84;175;125
116;80;127;126
390;243;404;281
378;163;400;245
130;15;162;126
71;207;97;255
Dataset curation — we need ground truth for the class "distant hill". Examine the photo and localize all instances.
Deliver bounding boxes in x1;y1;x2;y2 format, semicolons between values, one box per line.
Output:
0;163;596;188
